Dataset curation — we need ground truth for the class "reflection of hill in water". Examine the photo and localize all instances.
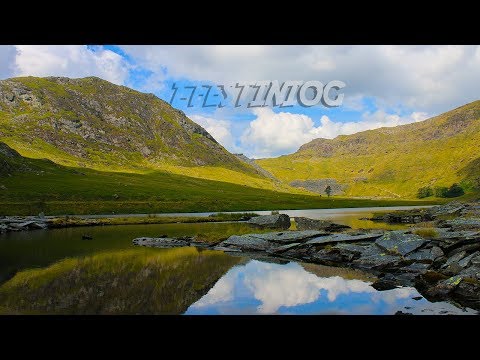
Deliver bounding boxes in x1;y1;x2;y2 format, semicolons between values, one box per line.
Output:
300;263;376;282
0;247;240;315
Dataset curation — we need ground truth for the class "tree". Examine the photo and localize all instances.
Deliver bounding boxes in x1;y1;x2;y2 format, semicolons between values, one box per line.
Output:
417;186;433;199
446;183;464;198
434;186;449;198
325;185;332;197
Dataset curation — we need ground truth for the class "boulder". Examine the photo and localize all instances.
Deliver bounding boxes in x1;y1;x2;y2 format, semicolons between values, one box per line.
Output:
458;251;480;268
247;214;291;229
306;233;382;245
219;235;273;252
352;253;402;270
250;230;325;244
405;246;444;263
132;237;191;248
442;251;467;268
294;217;350;232
375;231;427;256
426;275;463;297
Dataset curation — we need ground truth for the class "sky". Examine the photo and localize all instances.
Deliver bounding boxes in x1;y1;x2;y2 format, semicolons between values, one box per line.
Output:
1;45;480;158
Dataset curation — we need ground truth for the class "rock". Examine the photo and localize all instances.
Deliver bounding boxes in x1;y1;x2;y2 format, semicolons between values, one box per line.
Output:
428;202;466;217
442;263;464;276
458;251;480;268
132;237;191;248
402;262;431;274
406;246;444;263
446;242;480;256
82;234;93;240
30;222;48;230
219;235;272;251
212;246;242;252
440;218;480;231
442;251;467;268
459;265;480;280
0;185;6;190
352;253;402;270
332;243;367;256
246;214;291;230
250;230;325;244
267;242;302;254
371;279;398;291
375;231;427;256
306;233;382;245
426;275;463;297
412;296;423;300
294;217;351;232
395;311;413;315
453;281;480;307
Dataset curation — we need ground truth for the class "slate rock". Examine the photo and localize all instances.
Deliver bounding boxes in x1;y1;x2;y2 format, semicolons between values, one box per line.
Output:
251;230;325;244
375;231;427;256
306;233;382;245
294;217;351;232
132;237;191;248
247;214;291;229
220;235;272;251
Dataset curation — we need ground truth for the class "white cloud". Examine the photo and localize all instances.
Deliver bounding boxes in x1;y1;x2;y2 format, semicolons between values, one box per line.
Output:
3;45;129;85
119;45;480;114
240;108;429;158
189;114;240;153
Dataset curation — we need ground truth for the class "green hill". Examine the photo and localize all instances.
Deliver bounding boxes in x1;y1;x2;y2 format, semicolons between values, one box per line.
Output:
257;101;480;199
0;76;299;192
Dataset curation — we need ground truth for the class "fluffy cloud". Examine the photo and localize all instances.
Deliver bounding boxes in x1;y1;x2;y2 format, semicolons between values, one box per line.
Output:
1;45;129;84
240;108;429;158
120;45;480;114
189;114;240;153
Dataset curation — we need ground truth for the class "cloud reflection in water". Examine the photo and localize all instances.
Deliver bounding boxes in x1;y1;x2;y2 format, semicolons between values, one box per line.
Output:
186;260;476;315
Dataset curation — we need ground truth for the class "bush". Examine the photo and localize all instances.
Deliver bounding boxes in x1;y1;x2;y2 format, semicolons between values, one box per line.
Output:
434;186;449;198
417;186;433;198
271;210;280;215
446;183;464;198
414;228;439;239
433;184;465;198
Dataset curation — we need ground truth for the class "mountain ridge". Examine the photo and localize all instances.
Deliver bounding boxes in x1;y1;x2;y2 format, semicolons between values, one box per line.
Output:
257;100;480;198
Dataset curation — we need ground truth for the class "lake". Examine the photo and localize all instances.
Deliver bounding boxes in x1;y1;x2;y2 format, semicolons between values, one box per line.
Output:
1;206;475;315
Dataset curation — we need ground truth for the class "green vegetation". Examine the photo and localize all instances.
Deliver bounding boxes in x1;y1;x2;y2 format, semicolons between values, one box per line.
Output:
258;100;480;198
325;185;332;197
0;147;435;216
47;212;259;228
413;228;439;239
417;186;433;198
417;183;465;199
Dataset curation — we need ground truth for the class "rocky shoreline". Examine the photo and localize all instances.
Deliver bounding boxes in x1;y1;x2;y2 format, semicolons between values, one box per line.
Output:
133;203;480;311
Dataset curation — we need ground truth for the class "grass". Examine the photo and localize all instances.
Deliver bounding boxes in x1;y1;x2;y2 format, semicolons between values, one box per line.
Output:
257;100;480;199
0;153;437;216
413;228;439;239
46;212;261;228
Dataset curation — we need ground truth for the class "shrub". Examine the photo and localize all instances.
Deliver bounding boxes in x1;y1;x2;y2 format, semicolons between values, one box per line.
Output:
434;186;449;198
413;228;439;238
417;186;433;198
446;183;464;198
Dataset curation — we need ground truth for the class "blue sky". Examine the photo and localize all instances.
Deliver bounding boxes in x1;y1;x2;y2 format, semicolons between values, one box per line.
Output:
2;45;480;158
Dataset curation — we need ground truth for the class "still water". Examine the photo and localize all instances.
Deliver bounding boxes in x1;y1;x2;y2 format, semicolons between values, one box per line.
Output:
1;206;475;315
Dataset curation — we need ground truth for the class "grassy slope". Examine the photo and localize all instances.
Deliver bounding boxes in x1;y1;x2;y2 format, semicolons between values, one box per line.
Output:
257;100;480;198
0;76;301;194
0;152;434;215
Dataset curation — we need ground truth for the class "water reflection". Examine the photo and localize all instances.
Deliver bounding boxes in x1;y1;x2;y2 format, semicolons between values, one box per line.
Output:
0;247;240;315
186;260;476;315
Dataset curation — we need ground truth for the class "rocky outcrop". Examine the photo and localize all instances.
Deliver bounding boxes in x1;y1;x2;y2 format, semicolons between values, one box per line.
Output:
0;216;48;233
289;179;346;195
246;214;291;230
132;216;480;310
294;217;351;232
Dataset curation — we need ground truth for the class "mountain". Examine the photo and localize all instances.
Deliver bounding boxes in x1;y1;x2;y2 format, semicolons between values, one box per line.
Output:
257;101;480;198
0;76;289;191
